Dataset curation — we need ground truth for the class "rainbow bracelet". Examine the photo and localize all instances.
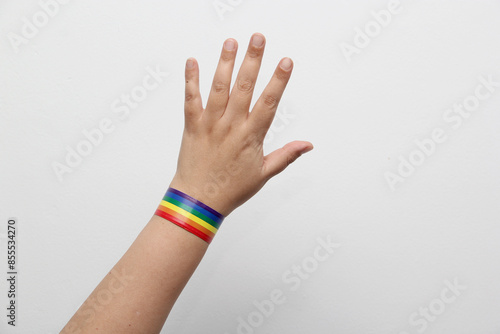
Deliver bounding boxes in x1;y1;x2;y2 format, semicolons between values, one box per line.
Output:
154;187;224;243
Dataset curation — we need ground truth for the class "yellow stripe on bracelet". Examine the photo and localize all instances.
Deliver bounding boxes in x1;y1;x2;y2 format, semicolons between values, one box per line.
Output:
160;200;218;233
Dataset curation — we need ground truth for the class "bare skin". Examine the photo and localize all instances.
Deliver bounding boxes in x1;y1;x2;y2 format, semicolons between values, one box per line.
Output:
61;33;313;334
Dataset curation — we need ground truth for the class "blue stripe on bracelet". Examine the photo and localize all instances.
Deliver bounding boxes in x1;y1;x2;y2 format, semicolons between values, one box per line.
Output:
166;188;223;222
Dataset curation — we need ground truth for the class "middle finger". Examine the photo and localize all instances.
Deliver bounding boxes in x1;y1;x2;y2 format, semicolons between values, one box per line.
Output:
225;33;266;121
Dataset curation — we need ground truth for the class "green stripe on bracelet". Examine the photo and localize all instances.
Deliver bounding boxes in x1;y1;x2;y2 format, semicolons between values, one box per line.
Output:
162;195;220;229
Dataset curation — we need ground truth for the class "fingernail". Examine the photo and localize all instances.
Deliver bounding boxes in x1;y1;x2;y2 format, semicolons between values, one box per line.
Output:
186;58;195;68
251;34;265;47
280;57;293;71
224;39;235;51
301;144;313;154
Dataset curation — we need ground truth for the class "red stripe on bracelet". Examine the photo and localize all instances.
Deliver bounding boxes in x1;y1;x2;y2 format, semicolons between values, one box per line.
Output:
155;209;213;243
156;205;215;239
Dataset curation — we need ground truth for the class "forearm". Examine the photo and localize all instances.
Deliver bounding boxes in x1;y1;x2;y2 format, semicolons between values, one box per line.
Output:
62;33;312;334
62;215;208;333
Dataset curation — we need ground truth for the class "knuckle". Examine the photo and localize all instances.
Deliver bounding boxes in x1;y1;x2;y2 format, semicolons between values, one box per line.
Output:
213;81;228;94
185;93;196;102
276;70;290;81
262;94;278;109
284;148;299;167
247;47;262;59
237;78;254;93
287;153;299;166
221;52;233;62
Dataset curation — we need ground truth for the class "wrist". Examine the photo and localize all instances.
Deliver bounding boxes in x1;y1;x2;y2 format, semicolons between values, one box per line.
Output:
155;186;226;244
169;176;234;217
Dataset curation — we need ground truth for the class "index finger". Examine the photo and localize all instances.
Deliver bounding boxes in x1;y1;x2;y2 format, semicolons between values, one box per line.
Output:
247;57;293;139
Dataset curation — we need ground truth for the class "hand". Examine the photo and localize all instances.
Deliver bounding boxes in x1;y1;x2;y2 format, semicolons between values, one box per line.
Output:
169;33;313;216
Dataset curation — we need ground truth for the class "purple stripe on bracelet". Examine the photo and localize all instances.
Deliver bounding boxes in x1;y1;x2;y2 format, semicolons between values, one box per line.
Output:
167;187;224;219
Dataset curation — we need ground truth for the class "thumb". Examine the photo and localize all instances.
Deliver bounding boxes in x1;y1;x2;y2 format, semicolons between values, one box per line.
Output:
262;141;313;179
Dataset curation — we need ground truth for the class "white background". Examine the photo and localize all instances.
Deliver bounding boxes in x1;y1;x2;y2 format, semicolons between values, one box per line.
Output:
1;0;500;333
